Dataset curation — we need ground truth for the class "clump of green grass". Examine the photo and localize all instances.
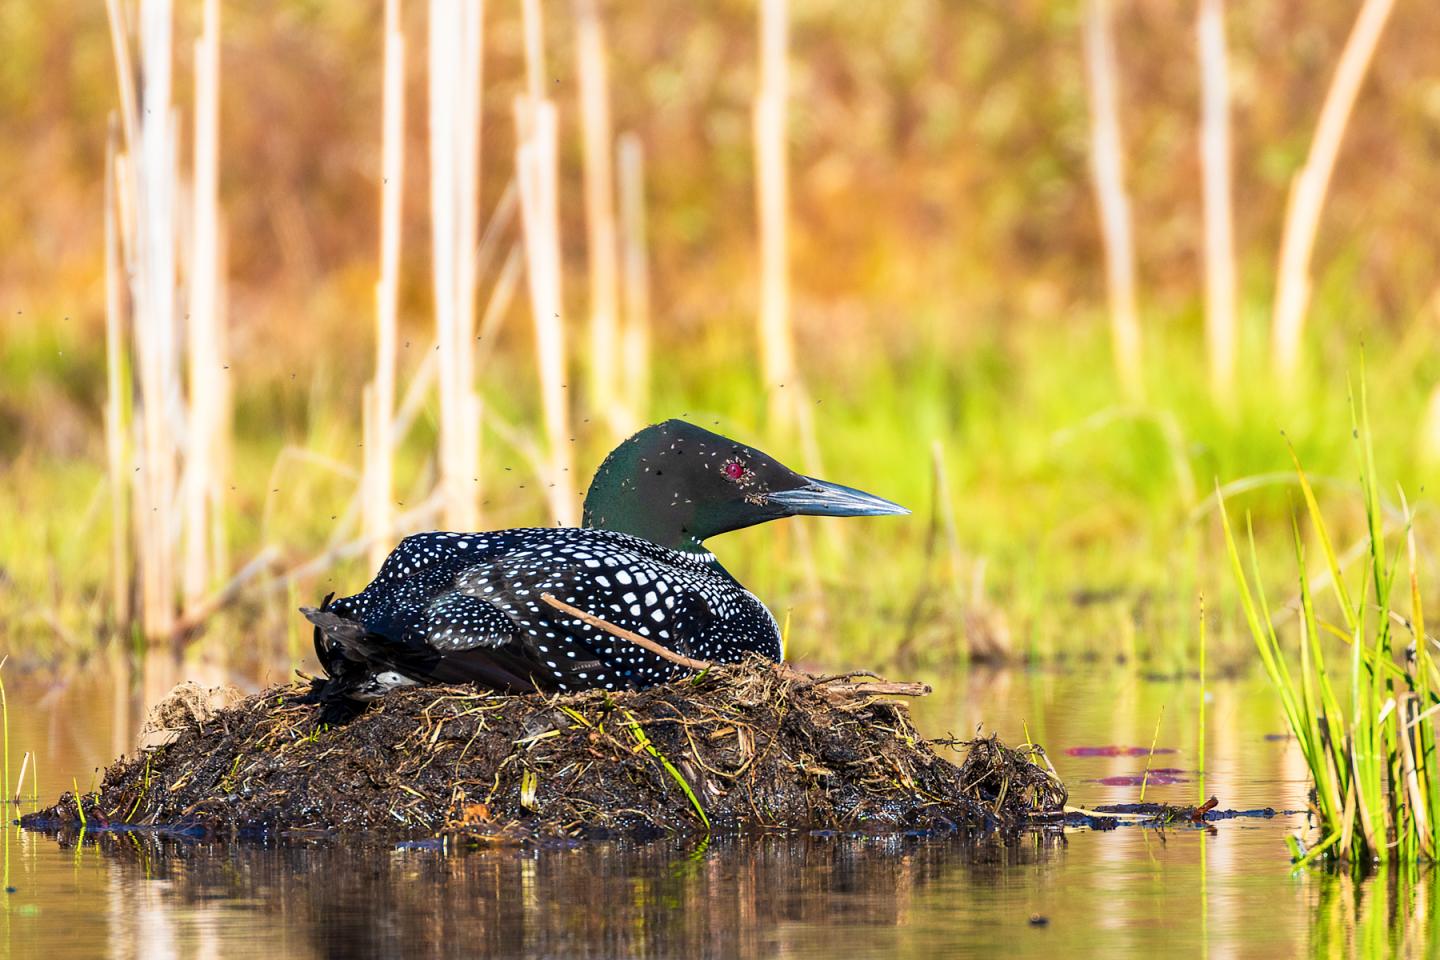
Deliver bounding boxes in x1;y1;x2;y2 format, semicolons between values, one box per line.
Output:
1221;376;1440;865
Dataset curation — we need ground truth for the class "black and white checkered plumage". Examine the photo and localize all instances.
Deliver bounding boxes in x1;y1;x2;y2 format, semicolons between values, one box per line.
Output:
303;419;906;710
307;528;779;698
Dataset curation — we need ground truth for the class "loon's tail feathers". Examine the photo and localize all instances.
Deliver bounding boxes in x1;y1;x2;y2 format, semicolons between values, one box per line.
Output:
297;601;401;723
297;601;537;700
300;600;405;669
304;592;345;677
298;594;615;700
300;605;369;648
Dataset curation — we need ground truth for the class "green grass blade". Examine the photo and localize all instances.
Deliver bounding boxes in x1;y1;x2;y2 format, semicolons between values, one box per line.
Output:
1286;439;1355;632
622;709;710;833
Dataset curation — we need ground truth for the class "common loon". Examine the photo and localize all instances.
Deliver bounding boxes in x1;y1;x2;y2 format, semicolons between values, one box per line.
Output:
302;419;907;708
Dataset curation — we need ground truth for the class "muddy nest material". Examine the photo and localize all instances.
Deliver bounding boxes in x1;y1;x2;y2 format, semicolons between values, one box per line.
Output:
26;659;1066;839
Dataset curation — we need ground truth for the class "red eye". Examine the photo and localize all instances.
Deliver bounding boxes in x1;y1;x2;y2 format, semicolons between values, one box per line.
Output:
723;459;745;481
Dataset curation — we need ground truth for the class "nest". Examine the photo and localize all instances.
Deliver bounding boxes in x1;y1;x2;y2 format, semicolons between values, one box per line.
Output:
24;659;1066;840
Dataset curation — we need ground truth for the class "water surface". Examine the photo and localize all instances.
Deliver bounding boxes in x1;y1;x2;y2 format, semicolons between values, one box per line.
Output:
2;666;1431;958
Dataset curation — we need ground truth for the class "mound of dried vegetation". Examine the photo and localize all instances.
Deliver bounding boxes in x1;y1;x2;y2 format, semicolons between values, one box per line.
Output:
24;659;1066;840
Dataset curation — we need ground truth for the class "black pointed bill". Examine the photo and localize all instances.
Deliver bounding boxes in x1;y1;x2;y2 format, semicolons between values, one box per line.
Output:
766;477;910;518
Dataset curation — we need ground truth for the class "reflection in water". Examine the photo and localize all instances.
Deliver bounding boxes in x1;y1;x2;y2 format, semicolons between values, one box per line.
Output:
40;830;1066;960
1309;863;1440;959
13;822;1437;960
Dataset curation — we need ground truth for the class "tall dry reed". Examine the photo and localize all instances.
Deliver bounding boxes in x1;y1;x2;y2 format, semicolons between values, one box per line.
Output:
366;0;408;568
1196;0;1237;401
574;0;623;435
103;128;131;630
754;0;796;425
617;132;651;431
516;0;578;526
182;0;226;610
1082;0;1143;402
104;0;241;650
428;0;485;531
1270;0;1396;387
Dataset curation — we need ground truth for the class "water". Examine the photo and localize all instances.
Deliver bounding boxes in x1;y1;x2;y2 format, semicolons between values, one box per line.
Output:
2;666;1434;958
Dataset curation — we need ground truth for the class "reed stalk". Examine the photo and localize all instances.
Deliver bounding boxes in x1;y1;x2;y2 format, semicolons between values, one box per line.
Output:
754;0;796;425
516;0;577;526
103;127;132;631
183;0;224;611
427;0;484;531
521;0;545;103
1270;0;1397;387
14;752;29;804
134;0;179;642
750;0;827;601
574;0;622;433
1196;0;1237;400
616;132;651;430
1197;594;1207;802
1082;0;1143;402
103;0;139;178
368;0;407;569
102;0;243;648
0;659;9;803
1420;384;1440;465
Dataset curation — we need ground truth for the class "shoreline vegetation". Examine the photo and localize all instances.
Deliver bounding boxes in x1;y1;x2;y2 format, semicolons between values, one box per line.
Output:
1225;381;1440;865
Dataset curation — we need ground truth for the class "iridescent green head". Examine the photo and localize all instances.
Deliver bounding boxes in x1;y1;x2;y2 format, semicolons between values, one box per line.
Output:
581;419;908;552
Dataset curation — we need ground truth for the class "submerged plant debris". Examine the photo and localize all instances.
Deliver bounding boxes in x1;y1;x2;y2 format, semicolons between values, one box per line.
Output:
23;659;1067;840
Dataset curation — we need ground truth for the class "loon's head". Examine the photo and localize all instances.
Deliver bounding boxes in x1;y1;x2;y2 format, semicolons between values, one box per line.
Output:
581;419;908;552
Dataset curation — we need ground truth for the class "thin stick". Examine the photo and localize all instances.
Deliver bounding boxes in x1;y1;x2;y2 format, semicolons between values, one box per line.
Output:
1270;0;1397;386
541;593;713;671
1082;0;1142;401
818;679;931;700
1197;0;1237;400
539;593;930;699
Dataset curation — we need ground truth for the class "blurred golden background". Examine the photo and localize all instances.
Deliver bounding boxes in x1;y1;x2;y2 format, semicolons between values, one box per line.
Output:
2;0;1438;682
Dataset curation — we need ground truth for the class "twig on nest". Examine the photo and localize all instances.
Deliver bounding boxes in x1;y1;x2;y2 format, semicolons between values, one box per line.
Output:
540;593;714;671
539;593;931;701
818;680;932;702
